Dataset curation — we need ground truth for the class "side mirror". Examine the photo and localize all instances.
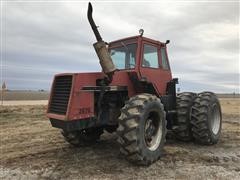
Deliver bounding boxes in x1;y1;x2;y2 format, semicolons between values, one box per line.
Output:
165;40;170;44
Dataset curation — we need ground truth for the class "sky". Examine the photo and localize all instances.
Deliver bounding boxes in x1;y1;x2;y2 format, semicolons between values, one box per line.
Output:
1;0;239;93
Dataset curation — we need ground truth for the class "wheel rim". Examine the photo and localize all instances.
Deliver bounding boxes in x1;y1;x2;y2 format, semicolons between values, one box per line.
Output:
144;111;162;151
211;104;221;135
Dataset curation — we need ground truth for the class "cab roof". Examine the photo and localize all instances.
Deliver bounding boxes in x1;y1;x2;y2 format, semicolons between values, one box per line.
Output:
109;35;165;46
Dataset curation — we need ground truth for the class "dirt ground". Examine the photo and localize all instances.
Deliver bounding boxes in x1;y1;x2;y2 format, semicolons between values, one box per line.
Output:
0;98;239;179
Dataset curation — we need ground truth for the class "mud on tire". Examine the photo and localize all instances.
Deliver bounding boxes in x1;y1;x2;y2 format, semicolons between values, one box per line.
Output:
191;92;222;145
61;127;103;147
117;93;166;165
174;92;197;141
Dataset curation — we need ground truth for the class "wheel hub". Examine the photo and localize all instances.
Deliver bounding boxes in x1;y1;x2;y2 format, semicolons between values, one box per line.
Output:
144;112;162;151
210;104;221;135
145;119;156;142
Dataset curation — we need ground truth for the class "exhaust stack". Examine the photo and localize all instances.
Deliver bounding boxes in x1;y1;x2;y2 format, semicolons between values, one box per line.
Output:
87;2;116;81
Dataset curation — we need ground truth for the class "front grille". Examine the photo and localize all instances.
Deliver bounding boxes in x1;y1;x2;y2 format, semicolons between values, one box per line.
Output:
49;75;72;115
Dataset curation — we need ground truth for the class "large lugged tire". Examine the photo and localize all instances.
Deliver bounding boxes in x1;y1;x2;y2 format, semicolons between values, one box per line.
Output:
61;127;103;147
117;93;166;165
174;92;197;141
191;92;222;145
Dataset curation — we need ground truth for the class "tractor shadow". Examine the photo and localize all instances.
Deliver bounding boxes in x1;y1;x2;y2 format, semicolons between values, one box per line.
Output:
50;131;194;176
47;132;134;177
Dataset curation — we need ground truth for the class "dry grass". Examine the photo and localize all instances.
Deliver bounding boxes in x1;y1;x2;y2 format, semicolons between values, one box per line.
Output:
3;91;49;101
219;98;240;115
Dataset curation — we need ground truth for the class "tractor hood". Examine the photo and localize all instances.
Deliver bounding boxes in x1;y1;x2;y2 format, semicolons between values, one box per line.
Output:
47;70;137;121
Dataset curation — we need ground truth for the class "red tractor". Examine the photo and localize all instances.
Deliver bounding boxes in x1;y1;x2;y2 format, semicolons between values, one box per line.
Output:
47;3;222;165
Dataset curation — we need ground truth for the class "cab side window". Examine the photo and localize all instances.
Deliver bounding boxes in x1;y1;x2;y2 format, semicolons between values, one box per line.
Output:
161;48;170;70
142;44;159;68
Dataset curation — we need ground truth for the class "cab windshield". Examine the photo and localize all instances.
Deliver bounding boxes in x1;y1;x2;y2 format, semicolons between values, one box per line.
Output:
109;43;137;70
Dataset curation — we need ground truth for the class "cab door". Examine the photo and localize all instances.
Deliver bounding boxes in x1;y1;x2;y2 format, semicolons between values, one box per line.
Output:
139;41;172;95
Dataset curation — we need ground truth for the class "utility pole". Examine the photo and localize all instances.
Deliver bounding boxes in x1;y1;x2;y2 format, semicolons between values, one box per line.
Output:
1;81;6;106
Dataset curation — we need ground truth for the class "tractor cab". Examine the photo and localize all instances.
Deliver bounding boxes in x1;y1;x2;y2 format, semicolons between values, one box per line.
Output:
107;35;173;96
109;35;170;72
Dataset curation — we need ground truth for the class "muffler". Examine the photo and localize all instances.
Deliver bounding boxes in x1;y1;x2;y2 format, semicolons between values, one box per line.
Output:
87;2;116;80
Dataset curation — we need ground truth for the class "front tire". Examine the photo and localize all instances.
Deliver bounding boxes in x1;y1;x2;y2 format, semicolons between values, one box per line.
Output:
191;92;222;145
117;93;166;165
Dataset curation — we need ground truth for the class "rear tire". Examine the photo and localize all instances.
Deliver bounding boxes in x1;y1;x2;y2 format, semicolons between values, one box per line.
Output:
117;93;166;165
174;92;197;141
61;127;103;147
191;92;222;145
